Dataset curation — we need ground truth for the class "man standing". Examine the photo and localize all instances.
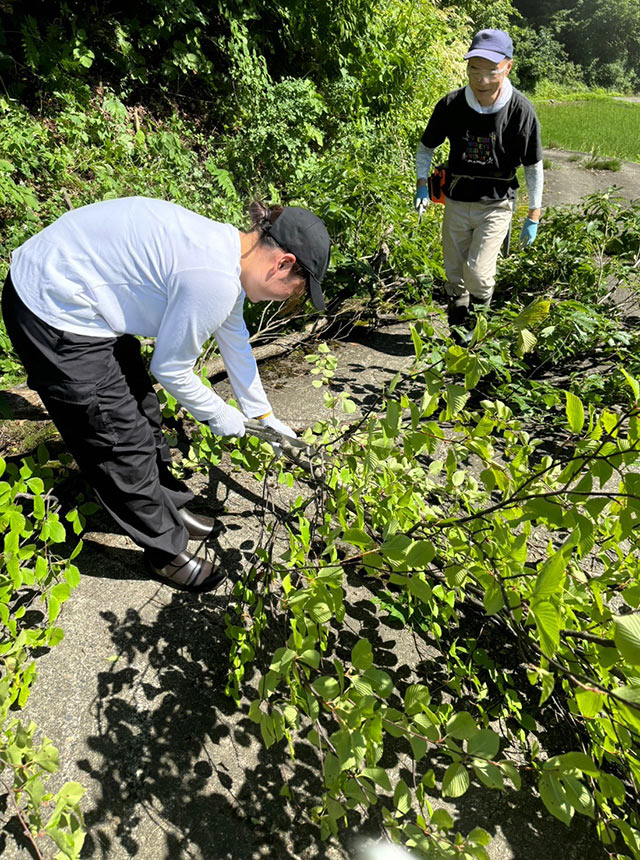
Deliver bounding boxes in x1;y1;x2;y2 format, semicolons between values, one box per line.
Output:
415;29;543;340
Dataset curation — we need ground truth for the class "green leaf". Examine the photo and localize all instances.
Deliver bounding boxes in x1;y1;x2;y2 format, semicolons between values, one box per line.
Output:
534;551;566;599
539;773;573;825
260;713;276;748
362;767;392;791
407;574;432;604
470;314;488;347
445;711;476;740
516;328;537;357
500;761;521;790
270;647;296;672
614;614;640;666
410;324;424;361
613;685;640;705
445;384;468;418
323;753;341;788
53;780;85;805
46;515;66;543
393;778;411;815
343;777;367;805
430;808;454;830
468;729;500;760
468;827;491;846
33;493;45;520
65;564;80;588
312;677;340;700
51;582;71;603
556;752;599;776
442;762;469;798
622;585;640;609
538;668;555;706
381;533;412;560
575;689;603;718
343;528;374;549
307;598;332;624
350;675;374;697
473;759;505;790
25;775;45;810
565;391;585;434
597;771;625;803
48;595;61;624
351;639;373;671
363;668;393;698
34;744;59;773
409;735;427;763
561;774;595;819
299;649;321;669
531;600;560;657
483;582;504;615
404;684;431;715
513;298;551;330
621;368;640;403
406;540;435;568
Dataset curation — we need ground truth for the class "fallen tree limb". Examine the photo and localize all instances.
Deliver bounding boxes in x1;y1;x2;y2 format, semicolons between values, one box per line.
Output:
0;307;395;423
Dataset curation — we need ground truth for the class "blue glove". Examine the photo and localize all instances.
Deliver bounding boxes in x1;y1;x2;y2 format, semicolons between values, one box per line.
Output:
414;186;429;210
520;217;539;247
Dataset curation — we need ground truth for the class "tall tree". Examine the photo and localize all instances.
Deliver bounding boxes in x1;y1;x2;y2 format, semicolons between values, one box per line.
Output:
554;0;640;87
512;0;579;27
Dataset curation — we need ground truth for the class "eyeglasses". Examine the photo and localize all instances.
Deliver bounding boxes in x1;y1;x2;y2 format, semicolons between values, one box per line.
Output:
467;67;507;81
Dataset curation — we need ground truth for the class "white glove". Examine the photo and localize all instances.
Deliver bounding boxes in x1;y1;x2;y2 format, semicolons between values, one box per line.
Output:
208;403;246;437
259;413;297;439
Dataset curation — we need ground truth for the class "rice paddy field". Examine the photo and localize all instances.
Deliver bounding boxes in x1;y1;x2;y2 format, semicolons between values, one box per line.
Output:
534;97;640;162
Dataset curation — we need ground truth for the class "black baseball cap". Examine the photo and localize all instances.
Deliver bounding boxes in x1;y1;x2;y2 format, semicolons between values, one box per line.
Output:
264;206;331;311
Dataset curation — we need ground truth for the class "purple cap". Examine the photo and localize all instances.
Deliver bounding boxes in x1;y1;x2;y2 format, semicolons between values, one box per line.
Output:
464;29;513;64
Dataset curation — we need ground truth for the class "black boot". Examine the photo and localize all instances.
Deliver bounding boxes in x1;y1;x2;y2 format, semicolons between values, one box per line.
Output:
447;298;471;346
470;296;491;312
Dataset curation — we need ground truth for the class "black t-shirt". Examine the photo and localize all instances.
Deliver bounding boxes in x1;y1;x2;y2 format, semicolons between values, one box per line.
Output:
421;87;542;202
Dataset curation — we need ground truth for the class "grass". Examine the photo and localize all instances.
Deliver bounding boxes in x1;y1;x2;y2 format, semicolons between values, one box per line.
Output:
534;97;640;163
583;153;622;171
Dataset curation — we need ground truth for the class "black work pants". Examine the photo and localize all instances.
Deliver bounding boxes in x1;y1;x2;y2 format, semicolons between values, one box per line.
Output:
2;272;192;565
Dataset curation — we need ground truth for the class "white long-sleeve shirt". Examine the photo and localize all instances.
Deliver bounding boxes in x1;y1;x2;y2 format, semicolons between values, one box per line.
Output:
10;197;271;422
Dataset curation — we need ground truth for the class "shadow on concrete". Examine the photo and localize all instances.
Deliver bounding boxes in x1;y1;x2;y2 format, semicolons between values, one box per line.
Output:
74;587;353;860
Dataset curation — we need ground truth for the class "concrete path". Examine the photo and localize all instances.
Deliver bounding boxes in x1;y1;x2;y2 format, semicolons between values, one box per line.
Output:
542;147;640;209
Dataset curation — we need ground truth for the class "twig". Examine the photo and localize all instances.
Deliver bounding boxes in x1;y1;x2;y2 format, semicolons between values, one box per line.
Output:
0;775;47;860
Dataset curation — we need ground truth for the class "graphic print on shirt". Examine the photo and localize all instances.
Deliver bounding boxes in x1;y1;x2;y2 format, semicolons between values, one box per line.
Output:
461;130;497;167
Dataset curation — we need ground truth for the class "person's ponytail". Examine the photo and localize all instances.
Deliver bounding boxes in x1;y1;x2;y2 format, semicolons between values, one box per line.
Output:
248;200;284;231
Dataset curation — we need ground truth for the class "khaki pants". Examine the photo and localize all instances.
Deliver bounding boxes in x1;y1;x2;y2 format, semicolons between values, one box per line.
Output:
442;197;513;306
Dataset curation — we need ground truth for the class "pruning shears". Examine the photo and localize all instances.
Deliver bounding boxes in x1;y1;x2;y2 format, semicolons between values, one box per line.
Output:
243;419;322;478
417;199;427;225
